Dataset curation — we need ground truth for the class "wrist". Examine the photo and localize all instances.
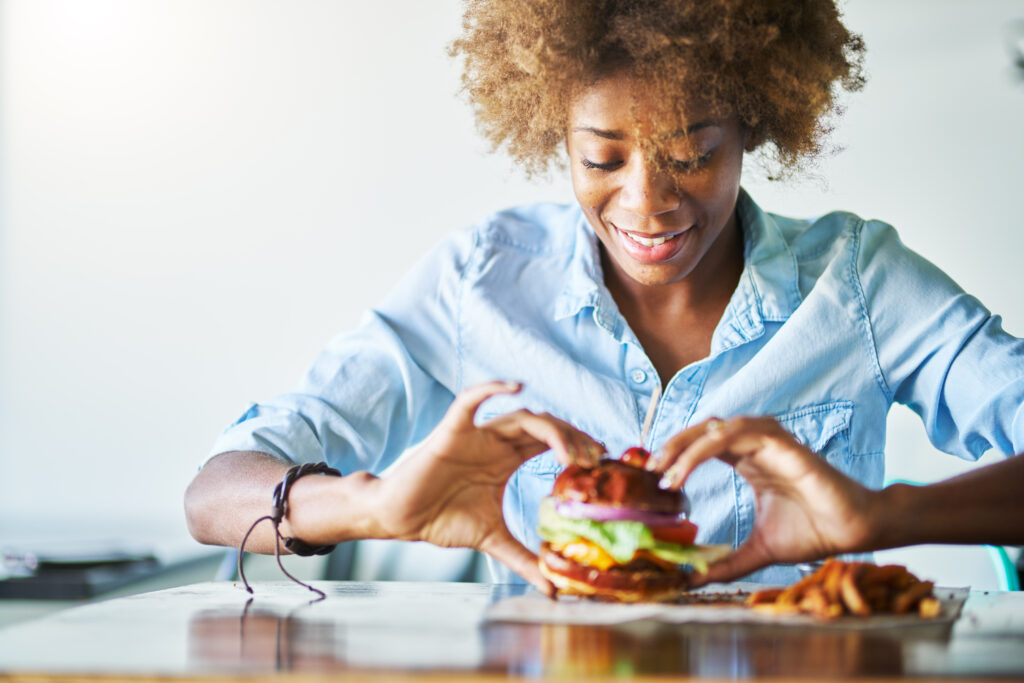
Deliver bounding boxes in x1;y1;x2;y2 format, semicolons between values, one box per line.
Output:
870;482;915;551
281;470;385;544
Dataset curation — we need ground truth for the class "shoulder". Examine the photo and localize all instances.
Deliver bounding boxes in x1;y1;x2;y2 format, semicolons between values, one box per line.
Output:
767;209;866;258
467;202;582;256
764;205;908;273
391;202;584;298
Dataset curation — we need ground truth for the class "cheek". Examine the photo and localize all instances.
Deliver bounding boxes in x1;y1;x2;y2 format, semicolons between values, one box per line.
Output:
570;174;607;213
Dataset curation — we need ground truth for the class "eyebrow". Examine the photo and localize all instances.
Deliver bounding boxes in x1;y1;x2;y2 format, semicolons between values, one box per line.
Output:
572;120;719;139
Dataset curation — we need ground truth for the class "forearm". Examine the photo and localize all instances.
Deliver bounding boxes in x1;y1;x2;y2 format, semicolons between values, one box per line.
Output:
873;453;1024;549
184;451;387;553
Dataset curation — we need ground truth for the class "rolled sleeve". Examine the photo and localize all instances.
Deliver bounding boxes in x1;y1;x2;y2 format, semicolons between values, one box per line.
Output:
208;227;477;474
859;220;1024;459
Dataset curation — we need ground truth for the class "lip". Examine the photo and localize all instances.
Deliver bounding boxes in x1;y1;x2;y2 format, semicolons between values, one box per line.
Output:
612;223;692;263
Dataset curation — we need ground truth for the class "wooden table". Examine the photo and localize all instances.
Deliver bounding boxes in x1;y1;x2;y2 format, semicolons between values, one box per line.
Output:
0;581;1022;681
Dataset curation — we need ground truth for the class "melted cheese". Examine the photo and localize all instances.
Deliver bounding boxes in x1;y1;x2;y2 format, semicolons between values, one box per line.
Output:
550;538;618;570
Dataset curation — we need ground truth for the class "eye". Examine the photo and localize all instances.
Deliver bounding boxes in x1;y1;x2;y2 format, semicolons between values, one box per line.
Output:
672;151;713;173
581;157;624;172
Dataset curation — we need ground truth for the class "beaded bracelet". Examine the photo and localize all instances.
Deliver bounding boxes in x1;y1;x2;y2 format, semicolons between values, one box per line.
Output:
237;461;343;599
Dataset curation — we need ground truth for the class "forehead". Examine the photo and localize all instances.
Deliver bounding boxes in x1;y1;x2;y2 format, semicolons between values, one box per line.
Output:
568;71;716;131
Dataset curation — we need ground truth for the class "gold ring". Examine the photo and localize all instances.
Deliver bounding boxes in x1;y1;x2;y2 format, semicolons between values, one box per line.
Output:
706;417;725;433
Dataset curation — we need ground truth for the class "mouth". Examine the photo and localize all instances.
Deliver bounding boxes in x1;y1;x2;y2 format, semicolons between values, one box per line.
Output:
612;224;692;263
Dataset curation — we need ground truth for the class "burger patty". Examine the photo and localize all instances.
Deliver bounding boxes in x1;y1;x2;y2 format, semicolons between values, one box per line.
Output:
540;542;691;596
552;460;682;514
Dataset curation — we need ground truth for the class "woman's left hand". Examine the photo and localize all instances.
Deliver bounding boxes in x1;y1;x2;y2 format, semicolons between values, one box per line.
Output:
376;380;605;594
648;416;881;586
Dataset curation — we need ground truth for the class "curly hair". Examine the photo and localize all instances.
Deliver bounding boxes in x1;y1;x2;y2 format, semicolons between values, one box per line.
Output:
449;0;865;178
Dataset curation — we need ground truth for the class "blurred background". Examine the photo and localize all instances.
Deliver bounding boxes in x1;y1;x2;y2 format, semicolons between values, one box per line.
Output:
1;0;1022;603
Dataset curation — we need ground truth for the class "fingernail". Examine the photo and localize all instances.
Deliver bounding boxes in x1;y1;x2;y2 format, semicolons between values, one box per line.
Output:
587;444;604;464
645;449;664;471
658;474;674;490
505;381;522;391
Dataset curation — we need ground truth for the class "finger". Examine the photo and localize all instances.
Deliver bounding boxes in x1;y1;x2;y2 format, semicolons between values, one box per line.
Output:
488;410;604;466
646;418;722;473
687;543;769;588
540;412;605;466
447;380;522;427
656;418;741;490
660;417;783;490
480;531;555;598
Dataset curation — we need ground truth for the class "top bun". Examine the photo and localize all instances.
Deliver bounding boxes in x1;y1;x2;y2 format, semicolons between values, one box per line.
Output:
551;458;683;515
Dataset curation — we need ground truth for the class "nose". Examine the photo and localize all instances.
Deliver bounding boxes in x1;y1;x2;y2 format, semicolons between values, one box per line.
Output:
618;157;680;217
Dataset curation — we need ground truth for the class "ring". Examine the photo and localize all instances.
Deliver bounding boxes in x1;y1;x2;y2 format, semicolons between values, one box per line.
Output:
706;418;725;433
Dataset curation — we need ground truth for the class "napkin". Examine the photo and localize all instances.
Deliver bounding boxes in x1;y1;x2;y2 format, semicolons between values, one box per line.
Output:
484;582;969;629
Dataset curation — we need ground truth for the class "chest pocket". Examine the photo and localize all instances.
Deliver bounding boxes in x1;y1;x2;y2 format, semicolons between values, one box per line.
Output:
774;401;854;471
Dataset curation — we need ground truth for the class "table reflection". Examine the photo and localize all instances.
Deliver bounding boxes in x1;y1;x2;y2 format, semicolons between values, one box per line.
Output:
187;594;953;677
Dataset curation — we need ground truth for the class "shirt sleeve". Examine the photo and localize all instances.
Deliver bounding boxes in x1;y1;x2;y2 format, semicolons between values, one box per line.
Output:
207;227;476;474
858;219;1024;459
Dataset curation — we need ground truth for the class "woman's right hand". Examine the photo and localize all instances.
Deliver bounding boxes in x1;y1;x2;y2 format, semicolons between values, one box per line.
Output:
648;416;882;586
375;380;605;594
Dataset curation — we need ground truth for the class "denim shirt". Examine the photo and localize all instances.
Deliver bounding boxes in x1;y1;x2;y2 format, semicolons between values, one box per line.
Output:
212;190;1024;585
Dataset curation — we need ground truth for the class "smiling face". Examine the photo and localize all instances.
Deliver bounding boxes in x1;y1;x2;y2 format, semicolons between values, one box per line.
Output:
567;72;749;292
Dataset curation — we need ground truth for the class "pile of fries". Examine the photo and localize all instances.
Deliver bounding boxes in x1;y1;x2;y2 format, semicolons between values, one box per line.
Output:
746;558;941;620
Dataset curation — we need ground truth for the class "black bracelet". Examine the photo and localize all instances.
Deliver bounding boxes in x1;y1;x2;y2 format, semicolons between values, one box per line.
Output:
237;462;343;599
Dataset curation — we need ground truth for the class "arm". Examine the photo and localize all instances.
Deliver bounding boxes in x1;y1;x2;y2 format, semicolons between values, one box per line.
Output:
878;457;1024;548
184;450;384;554
651;417;1024;586
185;381;604;592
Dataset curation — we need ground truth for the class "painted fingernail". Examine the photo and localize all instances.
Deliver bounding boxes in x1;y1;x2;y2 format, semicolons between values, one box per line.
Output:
645;449;664;471
658;474;674;490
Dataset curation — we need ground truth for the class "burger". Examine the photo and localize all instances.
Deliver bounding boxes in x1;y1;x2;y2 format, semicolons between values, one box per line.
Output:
538;447;728;602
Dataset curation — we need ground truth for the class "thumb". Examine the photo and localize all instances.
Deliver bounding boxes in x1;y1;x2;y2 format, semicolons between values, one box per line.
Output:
480;530;554;598
689;543;768;588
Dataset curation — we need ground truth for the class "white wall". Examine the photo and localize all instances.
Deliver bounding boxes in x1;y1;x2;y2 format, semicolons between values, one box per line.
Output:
1;1;1022;545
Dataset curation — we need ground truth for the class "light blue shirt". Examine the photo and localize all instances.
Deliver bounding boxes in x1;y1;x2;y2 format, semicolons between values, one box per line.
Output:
212;190;1024;584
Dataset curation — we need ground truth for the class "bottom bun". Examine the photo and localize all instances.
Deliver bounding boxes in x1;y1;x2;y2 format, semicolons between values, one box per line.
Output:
539;543;691;603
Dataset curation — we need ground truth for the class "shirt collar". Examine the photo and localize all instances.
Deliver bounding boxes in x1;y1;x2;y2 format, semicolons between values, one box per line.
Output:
733;188;803;322
553;211;609;323
553;189;802;331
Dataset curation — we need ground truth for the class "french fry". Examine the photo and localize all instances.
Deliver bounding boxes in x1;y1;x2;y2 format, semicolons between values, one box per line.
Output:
839;563;872;616
745;559;941;620
798;585;842;619
751;602;802;615
820;558;844;605
893;580;935;615
746;588;784;605
918;596;942;618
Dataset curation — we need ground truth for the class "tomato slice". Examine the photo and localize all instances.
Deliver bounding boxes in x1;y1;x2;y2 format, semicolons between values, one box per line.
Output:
620;446;650;467
650;519;698;546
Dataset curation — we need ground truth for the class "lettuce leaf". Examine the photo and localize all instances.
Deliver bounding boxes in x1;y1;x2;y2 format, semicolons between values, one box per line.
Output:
538;497;729;572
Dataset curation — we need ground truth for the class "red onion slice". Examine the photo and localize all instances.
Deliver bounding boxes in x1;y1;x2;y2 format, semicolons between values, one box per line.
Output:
555;500;682;527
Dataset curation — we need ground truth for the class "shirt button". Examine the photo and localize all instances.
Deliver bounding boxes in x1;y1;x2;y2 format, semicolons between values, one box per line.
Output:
630;369;648;384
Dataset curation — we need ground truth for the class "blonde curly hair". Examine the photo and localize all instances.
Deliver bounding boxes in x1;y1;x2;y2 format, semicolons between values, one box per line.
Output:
449;0;865;178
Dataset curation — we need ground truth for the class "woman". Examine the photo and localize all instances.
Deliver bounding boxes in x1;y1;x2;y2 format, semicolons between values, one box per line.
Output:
185;0;1024;593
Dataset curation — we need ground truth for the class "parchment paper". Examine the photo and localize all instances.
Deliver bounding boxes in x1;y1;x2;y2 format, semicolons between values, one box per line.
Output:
484;582;969;630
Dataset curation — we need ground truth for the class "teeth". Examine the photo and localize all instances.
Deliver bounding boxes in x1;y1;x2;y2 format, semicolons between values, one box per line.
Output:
625;232;674;247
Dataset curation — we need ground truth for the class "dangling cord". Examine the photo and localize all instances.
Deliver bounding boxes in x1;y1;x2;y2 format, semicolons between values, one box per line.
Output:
237;462;343;599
